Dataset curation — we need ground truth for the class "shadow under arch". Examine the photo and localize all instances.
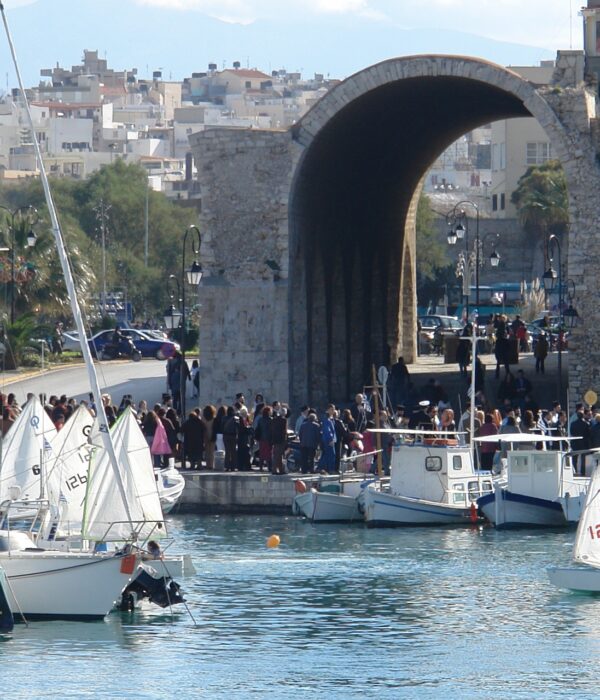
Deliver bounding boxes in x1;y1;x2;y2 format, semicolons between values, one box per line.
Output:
288;55;572;408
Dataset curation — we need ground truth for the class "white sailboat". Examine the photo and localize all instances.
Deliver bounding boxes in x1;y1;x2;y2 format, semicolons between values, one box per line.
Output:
0;5;144;620
547;461;600;592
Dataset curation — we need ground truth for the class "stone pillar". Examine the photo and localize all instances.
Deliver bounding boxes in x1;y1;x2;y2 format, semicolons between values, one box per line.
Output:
189;128;294;404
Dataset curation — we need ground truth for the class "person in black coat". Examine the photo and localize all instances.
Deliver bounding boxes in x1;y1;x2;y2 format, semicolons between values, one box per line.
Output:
570;410;591;475
181;410;205;470
298;413;321;474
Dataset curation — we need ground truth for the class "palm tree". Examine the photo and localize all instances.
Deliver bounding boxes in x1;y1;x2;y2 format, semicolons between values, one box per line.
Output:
511;160;569;240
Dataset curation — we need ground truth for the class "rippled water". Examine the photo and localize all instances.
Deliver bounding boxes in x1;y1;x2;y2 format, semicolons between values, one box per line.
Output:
2;515;600;699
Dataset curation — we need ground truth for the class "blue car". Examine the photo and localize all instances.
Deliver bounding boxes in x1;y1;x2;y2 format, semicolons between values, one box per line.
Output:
89;329;179;360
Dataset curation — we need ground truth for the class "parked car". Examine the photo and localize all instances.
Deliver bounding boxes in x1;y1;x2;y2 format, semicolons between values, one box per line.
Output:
418;315;463;354
89;329;179;360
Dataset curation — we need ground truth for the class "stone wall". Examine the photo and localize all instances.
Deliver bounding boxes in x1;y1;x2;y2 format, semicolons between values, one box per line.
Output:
189;127;295;404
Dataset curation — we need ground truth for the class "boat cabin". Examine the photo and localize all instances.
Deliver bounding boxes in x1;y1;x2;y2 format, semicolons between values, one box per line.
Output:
505;449;599;500
390;442;492;505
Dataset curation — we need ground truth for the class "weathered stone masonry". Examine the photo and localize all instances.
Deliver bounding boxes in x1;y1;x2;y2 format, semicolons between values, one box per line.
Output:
190;54;600;409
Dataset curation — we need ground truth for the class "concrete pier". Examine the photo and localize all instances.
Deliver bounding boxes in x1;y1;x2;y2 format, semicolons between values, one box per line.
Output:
177;471;298;514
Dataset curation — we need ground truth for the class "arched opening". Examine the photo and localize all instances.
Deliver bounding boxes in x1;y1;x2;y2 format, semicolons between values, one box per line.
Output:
288;58;569;408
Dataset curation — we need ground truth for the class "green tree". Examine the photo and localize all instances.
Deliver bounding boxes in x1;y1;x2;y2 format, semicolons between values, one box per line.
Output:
415;194;453;306
511;160;568;239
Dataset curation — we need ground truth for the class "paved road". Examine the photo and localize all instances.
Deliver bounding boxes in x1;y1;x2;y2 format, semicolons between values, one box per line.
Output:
0;359;170;407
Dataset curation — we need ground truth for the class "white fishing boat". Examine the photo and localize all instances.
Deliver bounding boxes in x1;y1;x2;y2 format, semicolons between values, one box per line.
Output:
292;473;380;522
474;435;595;528
548;461;600;592
362;430;493;526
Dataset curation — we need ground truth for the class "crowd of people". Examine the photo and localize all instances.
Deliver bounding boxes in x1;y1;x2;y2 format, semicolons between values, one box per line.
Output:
0;309;589;478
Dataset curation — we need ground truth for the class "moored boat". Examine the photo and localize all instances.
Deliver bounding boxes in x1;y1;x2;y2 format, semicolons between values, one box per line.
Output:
363;432;493;527
474;435;595;528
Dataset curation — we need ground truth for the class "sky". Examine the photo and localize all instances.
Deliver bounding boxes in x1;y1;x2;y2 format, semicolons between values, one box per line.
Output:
121;0;582;52
0;0;584;88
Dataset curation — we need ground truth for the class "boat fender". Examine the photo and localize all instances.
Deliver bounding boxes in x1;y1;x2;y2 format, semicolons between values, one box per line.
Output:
292;499;300;515
295;480;307;494
469;502;478;523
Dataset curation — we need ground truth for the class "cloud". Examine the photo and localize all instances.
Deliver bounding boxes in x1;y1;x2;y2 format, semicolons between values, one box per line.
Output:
133;0;386;23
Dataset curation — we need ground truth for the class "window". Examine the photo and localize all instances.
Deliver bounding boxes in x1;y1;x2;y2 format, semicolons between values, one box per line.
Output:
452;455;462;471
511;456;529;474
425;456;442;472
526;142;552;165
453;483;466;504
500;193;505;210
245;81;251;89
468;481;480;502
492;194;498;211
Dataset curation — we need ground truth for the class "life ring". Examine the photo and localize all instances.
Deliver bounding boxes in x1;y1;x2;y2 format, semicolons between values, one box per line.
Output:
294;479;307;494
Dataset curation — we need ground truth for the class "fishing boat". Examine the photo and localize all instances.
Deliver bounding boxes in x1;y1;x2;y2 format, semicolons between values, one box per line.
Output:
362;430;493;526
474;435;596;528
292;472;382;523
548;461;600;592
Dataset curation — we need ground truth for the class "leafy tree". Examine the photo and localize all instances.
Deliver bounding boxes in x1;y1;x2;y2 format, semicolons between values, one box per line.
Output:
0;161;198;327
415;194;453;306
511;160;568;239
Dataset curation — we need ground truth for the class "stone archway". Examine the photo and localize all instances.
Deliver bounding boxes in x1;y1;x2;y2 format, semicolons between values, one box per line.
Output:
288;55;581;408
189;53;599;410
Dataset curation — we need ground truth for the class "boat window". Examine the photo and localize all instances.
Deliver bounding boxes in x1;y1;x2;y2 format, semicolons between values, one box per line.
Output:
468;481;479;501
452;455;462;471
453;483;466;504
425;456;442;472
511;456;529;474
534;455;556;473
481;480;493;493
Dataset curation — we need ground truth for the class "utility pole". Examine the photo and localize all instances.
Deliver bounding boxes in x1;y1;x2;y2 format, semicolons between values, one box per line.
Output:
94;199;111;317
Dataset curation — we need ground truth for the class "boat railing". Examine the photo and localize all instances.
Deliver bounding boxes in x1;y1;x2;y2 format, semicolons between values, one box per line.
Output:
0;498;51;540
90;519;167;546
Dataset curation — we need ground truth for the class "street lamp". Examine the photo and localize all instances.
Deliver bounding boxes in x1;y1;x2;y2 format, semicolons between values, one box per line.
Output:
542;234;579;402
166;225;202;418
446;201;501;320
0;205;38;324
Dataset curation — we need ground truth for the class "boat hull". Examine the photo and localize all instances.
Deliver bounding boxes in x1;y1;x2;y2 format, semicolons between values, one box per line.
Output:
0;551;138;621
547;565;600;592
363;489;474;527
293;491;362;522
156;468;185;514
478;490;566;528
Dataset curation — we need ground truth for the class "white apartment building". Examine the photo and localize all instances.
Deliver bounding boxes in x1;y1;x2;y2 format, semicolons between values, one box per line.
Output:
489;62;555;218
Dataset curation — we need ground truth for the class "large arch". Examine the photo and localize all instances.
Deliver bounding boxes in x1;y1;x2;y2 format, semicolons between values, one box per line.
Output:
288;55;576;408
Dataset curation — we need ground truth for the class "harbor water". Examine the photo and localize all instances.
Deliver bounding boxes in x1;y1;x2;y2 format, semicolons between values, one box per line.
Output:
2;514;600;699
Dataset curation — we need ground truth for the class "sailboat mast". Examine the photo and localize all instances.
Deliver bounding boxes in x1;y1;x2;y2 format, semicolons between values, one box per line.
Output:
0;4;136;534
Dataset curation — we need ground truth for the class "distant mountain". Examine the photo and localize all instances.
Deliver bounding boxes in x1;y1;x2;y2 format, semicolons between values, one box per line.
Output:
0;0;554;88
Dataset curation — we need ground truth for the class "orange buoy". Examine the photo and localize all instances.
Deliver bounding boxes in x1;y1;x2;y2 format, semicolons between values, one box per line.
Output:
294;479;307;494
266;534;281;549
470;502;478;523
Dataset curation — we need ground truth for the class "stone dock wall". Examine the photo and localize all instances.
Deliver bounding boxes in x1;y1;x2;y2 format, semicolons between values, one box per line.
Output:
177;472;297;514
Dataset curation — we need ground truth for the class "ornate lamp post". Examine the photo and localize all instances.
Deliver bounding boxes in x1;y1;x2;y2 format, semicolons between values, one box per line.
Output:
0;205;38;324
163;225;202;418
447;201;499;320
543;235;579;403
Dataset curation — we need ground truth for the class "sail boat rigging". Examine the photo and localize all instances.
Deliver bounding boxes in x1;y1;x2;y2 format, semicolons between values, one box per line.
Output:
0;2;136;537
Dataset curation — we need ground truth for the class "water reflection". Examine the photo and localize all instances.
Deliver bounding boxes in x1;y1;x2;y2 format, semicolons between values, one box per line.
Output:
2;515;600;697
